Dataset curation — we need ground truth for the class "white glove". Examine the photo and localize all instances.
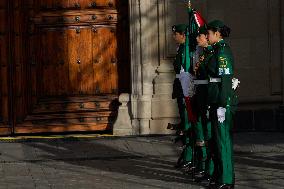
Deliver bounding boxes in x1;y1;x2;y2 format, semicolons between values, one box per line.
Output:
232;78;240;90
217;107;226;123
206;106;210;119
206;110;210;119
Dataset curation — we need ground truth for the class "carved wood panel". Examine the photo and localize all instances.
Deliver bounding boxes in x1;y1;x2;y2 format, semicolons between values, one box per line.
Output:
38;0;117;10
0;0;129;135
92;25;118;94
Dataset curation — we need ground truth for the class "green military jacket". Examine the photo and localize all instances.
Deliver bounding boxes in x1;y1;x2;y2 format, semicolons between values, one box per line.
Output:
196;46;214;80
172;43;185;99
195;46;214;111
207;40;235;108
173;44;185;74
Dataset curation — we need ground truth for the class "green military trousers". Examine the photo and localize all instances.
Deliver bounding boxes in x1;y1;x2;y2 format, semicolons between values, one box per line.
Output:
195;113;214;175
210;106;234;185
177;97;192;162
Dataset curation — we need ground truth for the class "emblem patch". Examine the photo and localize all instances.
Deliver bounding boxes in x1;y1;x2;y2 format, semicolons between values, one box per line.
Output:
219;68;231;75
219;56;227;68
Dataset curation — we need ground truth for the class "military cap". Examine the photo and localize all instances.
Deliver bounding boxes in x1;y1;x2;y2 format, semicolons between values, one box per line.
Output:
172;24;188;33
198;25;208;35
207;20;225;29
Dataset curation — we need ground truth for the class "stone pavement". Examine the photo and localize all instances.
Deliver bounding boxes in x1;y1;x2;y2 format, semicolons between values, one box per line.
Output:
0;132;283;189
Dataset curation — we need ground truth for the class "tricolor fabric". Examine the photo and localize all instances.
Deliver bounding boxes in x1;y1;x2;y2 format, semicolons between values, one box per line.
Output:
179;7;206;123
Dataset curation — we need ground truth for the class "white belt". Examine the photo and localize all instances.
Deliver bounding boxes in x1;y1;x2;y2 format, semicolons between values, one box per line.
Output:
176;74;180;79
194;80;208;85
209;78;221;83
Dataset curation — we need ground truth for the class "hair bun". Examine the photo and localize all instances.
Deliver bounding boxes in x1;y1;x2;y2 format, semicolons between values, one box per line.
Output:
220;25;231;37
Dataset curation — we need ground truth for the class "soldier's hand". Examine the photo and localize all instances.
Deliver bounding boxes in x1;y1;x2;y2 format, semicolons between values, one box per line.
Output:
194;62;200;75
182;0;191;8
187;0;191;8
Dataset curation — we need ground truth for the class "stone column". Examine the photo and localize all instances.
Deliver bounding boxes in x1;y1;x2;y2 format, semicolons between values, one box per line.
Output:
128;0;159;135
138;1;159;135
128;0;141;135
149;0;188;134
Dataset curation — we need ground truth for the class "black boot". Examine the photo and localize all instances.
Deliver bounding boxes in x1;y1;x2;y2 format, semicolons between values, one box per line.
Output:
174;159;184;168
175;161;193;169
217;184;234;189
194;172;210;183
207;178;217;189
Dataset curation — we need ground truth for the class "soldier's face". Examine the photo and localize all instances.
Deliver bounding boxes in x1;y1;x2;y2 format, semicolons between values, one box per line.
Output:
207;30;221;45
196;34;208;47
173;32;186;44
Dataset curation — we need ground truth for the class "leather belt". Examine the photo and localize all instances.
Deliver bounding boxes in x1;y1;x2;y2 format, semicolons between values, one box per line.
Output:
209;78;221;83
194;80;208;85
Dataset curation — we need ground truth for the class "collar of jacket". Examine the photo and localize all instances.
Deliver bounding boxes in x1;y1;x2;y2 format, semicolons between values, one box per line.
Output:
212;39;226;49
204;45;214;53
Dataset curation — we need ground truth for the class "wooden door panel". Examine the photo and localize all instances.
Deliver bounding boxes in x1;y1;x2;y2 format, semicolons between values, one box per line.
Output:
64;0;117;9
0;1;10;132
92;26;117;94
15;123;110;133
0;10;7;33
14;95;118;133
108;27;118;93
38;0;54;9
30;33;39;106
0;0;128;135
0;37;7;66
0;66;9;127
68;0;81;9
25;111;113;120
14;36;24;121
31;95;118;113
67;26;93;94
95;0;117;7
38;0;117;10
0;1;6;8
40;28;69;96
53;0;69;9
41;28;60;96
32;100;115;113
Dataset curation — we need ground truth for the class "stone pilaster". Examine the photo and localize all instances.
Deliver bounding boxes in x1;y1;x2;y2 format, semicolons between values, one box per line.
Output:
128;0;159;135
113;94;133;136
151;61;179;134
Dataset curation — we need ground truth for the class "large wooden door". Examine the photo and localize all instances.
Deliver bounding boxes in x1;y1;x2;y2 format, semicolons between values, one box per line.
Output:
0;1;11;134
0;0;129;135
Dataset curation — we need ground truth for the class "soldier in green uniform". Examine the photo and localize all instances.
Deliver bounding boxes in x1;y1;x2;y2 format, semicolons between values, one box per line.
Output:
170;24;193;169
206;20;237;189
193;25;214;181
